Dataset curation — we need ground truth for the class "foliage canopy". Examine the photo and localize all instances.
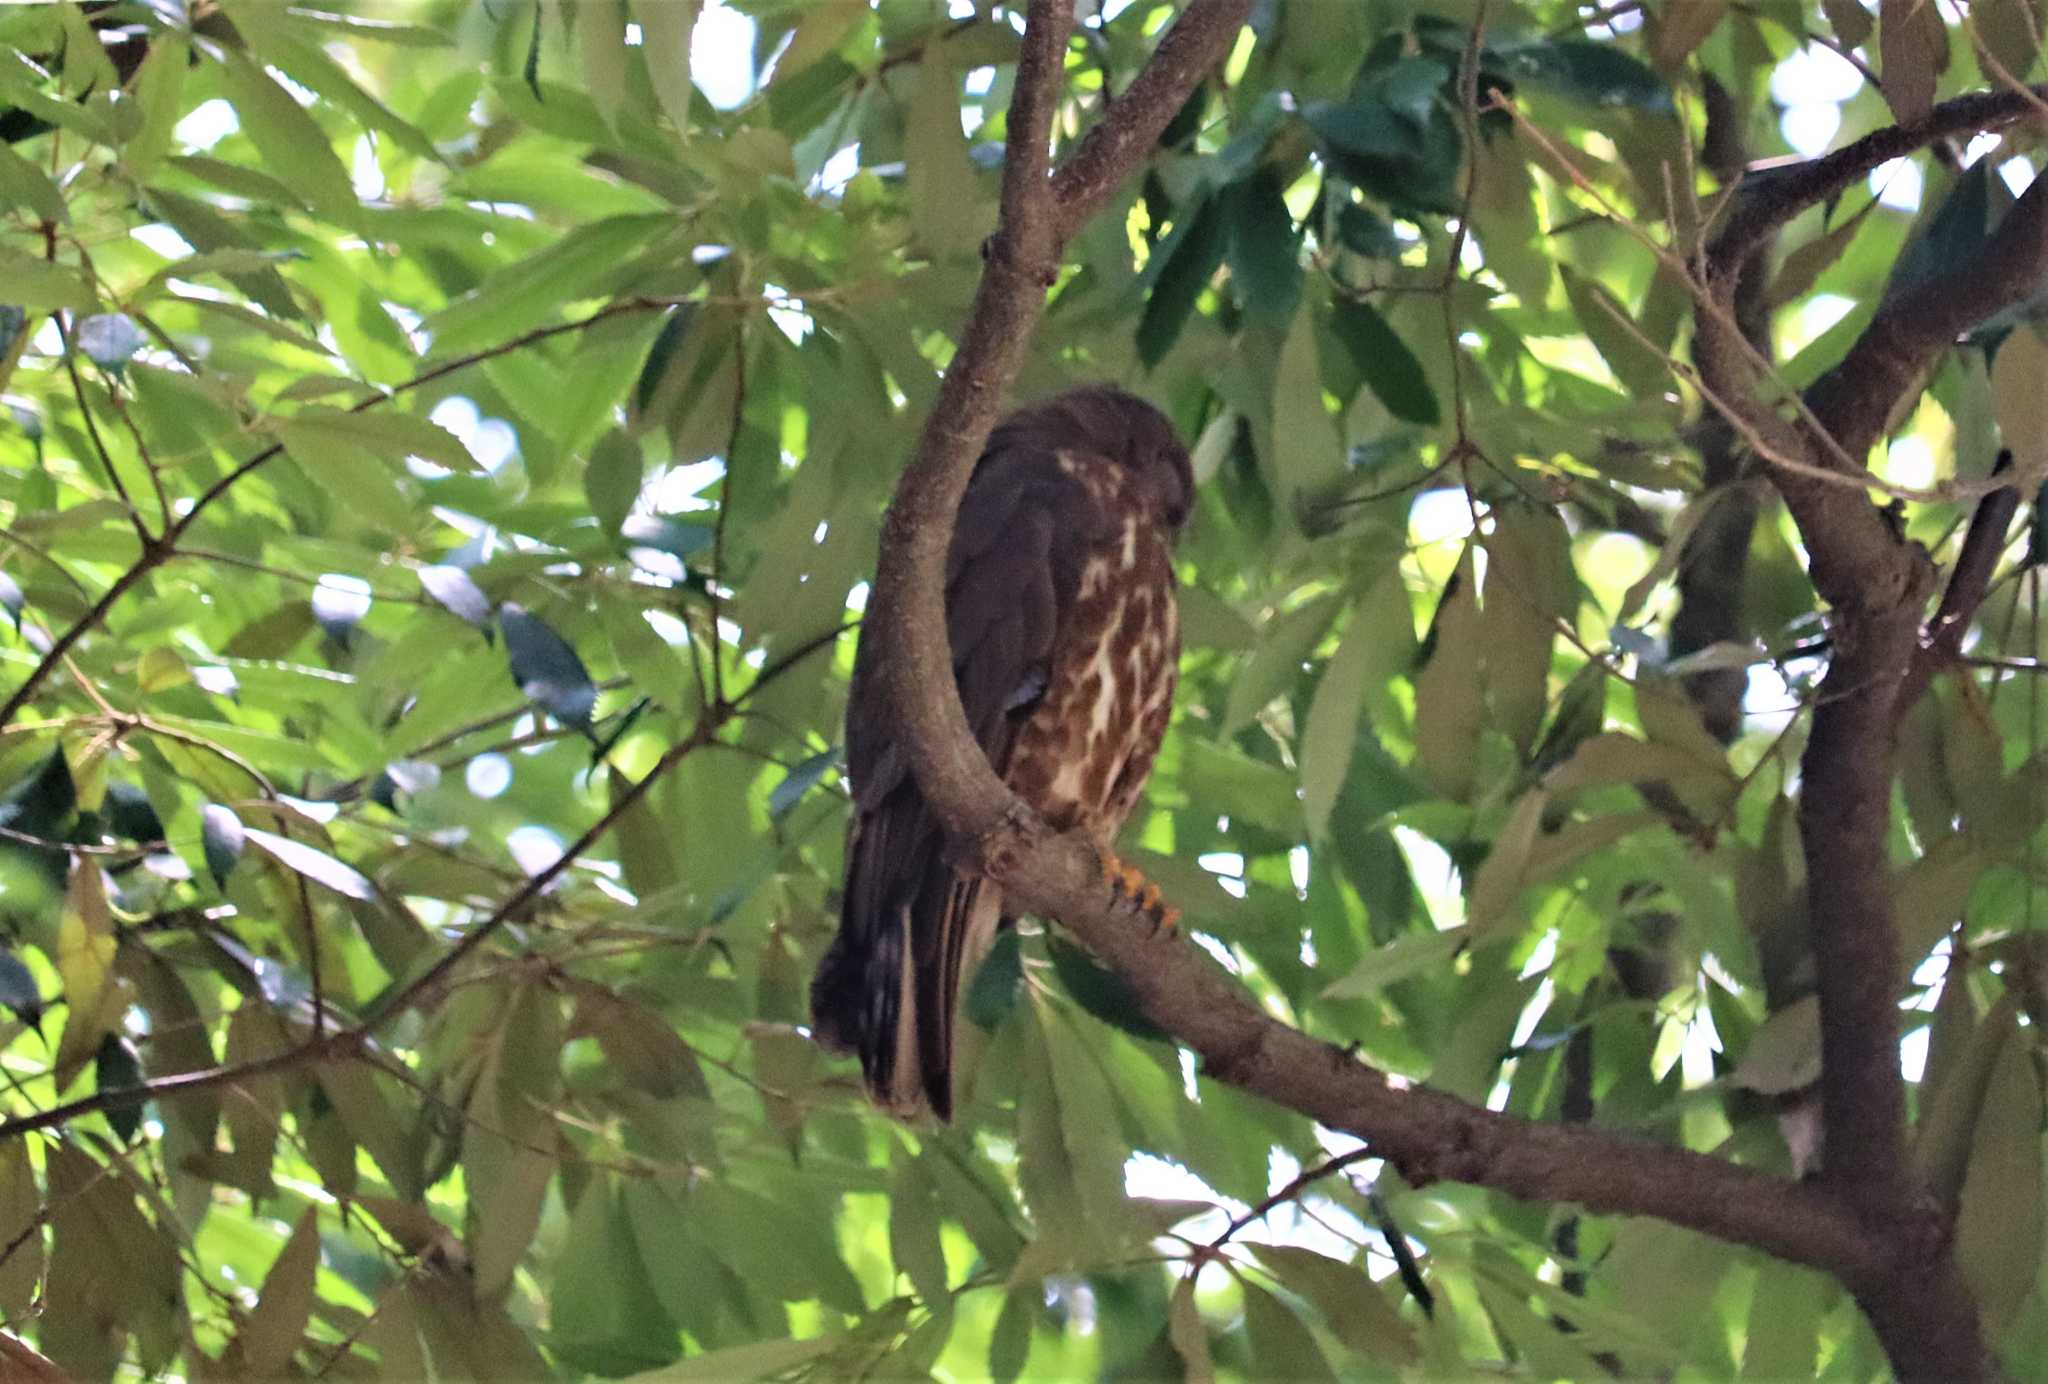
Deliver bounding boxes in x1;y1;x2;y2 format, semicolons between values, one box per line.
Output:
0;0;2046;1378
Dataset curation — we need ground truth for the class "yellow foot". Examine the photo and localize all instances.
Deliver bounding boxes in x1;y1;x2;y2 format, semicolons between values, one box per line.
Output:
1100;850;1180;931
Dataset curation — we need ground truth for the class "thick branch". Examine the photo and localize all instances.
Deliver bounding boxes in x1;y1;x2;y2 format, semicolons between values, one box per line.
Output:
1049;0;1252;236
1806;168;2048;468
1009;834;1877;1273
1688;83;2048;1384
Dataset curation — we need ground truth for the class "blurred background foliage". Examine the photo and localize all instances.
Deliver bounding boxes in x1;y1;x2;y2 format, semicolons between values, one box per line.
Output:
0;0;2044;1377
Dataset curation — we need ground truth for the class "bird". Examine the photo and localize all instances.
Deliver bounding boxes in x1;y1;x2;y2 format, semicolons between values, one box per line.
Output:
810;385;1193;1121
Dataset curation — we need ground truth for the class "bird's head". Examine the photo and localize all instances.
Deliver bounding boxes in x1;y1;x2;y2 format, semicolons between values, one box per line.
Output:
1011;384;1195;535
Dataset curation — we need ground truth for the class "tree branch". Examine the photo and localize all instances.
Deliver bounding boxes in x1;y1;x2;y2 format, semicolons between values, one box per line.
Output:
1685;83;2048;1384
1806;169;2048;469
1048;0;1250;237
1709;84;2048;271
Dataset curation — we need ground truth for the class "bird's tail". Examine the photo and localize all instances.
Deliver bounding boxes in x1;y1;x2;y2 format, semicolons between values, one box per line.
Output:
812;856;1003;1121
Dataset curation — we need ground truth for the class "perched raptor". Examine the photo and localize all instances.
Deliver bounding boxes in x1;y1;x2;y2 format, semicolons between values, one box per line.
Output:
811;386;1193;1120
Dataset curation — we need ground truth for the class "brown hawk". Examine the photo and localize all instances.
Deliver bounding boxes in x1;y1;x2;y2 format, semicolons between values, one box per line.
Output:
811;386;1193;1120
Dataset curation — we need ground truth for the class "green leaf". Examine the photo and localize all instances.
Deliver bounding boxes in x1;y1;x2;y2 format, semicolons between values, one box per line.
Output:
1240;1280;1339;1383
1466;788;1548;938
237;1206;321;1376
500;603;599;727
1481;505;1573;753
244;827;376;901
217;50;360;222
1561;265;1672;399
552;1177;680;1374
690;1181;867;1312
573;988;708;1100
1329;298;1439;425
632;0;703;135
122;32;188;180
425;214;674;353
1250;1243;1418;1364
635;1333;853;1382
964;928;1024;1030
1303;73;1463;214
586;428;644;535
1167;1273;1214;1383
578;0;633;132
0;251;90;312
988;1285;1034;1384
1323;926;1467;999
890;1142;951;1304
0;1138;41;1318
467;982;563;1300
905;40;988;257
1731;994;1821;1096
283;407;478;473
1954;1026;2043;1336
769;747;839;821
1411;552;1485;799
0;140;65;224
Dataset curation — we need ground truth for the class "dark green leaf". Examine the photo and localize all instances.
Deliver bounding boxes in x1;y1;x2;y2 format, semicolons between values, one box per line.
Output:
0;950;43;1029
634;305;699;416
94;1033;145;1143
1223;169;1303;327
1045;934;1168;1042
200;804;246;889
769;747;839;821
1138;194;1228;366
963;928;1023;1030
0;747;74;840
1495;39;1673;112
102;782;164;844
1335;201;1401;258
500;604;599;727
1329;299;1440;424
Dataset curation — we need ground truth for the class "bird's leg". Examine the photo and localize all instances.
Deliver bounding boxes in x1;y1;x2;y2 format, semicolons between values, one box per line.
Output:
974;798;1048;885
1100;849;1180;932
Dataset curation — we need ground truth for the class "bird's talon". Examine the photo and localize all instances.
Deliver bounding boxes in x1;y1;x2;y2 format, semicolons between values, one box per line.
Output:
1101;850;1177;932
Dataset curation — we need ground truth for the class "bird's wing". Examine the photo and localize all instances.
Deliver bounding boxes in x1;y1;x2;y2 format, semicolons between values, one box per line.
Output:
818;444;1105;1118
